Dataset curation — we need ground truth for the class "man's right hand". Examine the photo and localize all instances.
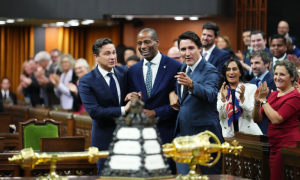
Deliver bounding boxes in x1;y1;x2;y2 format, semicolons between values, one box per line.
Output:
235;50;244;60
124;92;142;101
169;90;180;111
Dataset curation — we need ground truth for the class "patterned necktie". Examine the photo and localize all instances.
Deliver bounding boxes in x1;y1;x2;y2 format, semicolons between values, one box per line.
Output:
203;52;207;59
255;79;261;88
107;72;119;105
146;62;152;98
182;67;192;98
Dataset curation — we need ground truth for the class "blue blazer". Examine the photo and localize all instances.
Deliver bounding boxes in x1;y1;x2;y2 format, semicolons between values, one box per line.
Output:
203;47;231;76
293;46;300;58
249;71;276;135
128;53;182;144
175;59;224;174
78;65;129;151
290;35;298;47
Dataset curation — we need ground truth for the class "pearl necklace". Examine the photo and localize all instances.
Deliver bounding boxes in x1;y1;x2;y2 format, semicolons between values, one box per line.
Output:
277;86;295;97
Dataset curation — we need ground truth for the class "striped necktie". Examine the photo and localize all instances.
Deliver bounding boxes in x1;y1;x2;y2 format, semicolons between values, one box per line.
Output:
145;62;152;98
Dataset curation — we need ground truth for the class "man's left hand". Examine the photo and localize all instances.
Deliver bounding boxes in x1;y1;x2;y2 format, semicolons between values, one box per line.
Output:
175;72;193;88
143;109;156;118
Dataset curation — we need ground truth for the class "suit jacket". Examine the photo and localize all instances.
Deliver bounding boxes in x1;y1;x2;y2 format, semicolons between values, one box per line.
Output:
293;46;300;58
0;90;17;105
217;83;262;137
128;53;182;144
78;65;128;151
249;71;277;135
175;59;224;174
202;46;231;76
269;54;288;75
290;35;298;47
0;100;4;112
23;75;42;107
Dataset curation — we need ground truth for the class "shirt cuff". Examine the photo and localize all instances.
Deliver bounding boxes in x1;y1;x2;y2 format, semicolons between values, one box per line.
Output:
249;68;252;75
121;106;126;116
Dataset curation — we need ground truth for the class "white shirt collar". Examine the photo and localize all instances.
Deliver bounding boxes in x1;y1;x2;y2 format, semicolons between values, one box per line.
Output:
1;89;9;96
187;56;202;72
143;51;162;66
203;44;216;55
273;53;286;61
98;65;115;77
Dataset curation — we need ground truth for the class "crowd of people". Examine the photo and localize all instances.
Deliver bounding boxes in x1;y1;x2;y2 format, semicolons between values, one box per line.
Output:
1;20;300;179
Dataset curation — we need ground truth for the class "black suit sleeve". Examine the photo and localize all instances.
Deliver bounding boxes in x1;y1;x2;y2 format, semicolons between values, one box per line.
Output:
10;92;17;105
0;100;5;112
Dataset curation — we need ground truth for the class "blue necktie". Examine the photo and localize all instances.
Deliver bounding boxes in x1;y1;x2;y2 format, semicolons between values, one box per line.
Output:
182;67;192;98
146;62;152;98
107;72;119;105
255;79;261;88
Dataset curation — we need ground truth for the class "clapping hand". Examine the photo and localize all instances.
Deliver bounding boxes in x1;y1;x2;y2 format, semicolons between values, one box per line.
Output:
258;81;269;102
220;82;229;102
295;82;300;93
238;85;245;103
67;83;78;95
288;54;300;68
49;74;60;87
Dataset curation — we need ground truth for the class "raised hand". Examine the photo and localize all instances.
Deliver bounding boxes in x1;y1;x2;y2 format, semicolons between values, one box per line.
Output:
175;72;193;88
235;50;244;60
67;83;78;94
258;81;269;102
220;82;229;102
238;85;245;103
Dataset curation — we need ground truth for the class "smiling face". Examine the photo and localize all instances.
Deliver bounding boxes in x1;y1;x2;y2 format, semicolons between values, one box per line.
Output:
201;29;216;49
251;33;266;51
179;39;202;66
250;56;269;78
270;38;287;59
137;32;159;61
274;65;294;91
61;57;71;72
226;61;241;88
94;43;116;72
242;31;251;46
74;62;89;79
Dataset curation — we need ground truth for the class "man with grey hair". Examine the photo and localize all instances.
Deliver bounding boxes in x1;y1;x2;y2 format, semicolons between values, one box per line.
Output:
50;49;62;75
34;51;60;107
249;50;276;134
286;36;300;58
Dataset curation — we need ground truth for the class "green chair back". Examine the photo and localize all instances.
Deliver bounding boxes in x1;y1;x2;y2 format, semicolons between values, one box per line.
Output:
23;123;59;150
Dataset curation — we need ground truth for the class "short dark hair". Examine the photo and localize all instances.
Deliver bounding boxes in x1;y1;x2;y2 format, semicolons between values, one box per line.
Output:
218;59;246;90
127;55;140;62
202;22;220;37
243;28;253;33
92;38;114;55
50;49;61;56
270;34;286;45
178;31;202;49
125;47;136;54
250;50;271;65
250;30;266;39
274;60;299;84
138;28;159;40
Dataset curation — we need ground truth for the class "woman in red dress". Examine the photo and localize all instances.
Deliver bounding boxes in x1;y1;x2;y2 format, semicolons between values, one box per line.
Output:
253;60;300;180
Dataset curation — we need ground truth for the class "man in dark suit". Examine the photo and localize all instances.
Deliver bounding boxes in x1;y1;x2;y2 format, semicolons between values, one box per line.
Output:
128;28;182;174
78;38;135;175
201;22;231;76
286;36;300;58
1;77;17;105
269;34;288;75
236;28;253;60
172;31;224;175
249;50;276;134
278;21;298;47
242;30;272;80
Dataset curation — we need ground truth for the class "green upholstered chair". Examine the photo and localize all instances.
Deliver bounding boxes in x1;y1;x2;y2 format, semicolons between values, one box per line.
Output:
18;119;62;151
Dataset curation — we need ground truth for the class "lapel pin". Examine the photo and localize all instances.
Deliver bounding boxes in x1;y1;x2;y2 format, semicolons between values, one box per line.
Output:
164;66;166;68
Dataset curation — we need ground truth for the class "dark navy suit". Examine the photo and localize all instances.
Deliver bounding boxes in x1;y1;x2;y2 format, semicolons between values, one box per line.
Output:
292;46;300;58
128;53;181;174
249;71;276;135
78;65;128;175
175;59;224;175
290;35;298;47
202;46;231;76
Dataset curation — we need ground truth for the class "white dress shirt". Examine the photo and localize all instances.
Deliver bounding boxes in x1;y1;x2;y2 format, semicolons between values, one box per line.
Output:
273;53;287;67
54;69;74;110
143;51;162;87
98;66;125;115
1;89;9;99
202;44;216;61
180;56;202;98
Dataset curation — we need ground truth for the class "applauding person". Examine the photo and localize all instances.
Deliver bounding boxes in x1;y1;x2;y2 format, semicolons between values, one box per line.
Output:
253;60;300;180
217;59;262;137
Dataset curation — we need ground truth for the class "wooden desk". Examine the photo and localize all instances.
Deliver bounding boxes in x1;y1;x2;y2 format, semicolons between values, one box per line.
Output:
281;141;300;180
73;114;92;149
49;111;75;137
0;133;19;151
11;105;29;132
40;137;85;152
0;152;20;177
0;175;251;179
223;132;270;180
0;112;11;133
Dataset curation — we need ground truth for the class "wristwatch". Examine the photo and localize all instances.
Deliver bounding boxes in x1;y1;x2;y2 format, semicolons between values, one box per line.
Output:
261;100;268;106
